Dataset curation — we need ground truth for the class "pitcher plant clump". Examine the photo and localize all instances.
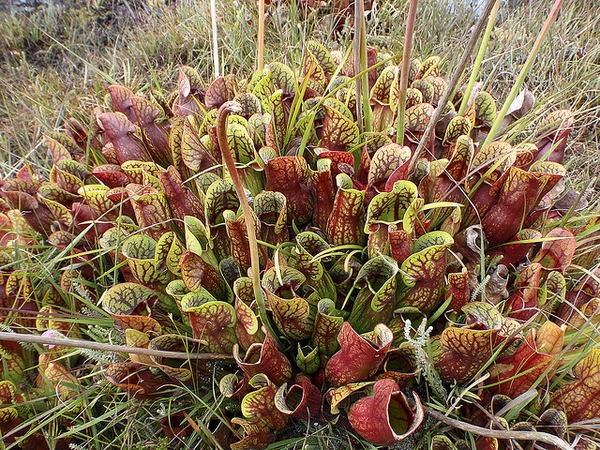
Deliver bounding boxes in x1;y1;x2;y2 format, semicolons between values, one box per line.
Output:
0;37;598;449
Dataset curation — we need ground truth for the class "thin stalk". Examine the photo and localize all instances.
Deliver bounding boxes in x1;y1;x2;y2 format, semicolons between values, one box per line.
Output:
210;0;220;78
458;0;501;116
481;0;565;147
408;0;498;174
395;0;419;144
257;0;265;71
216;101;281;347
354;0;371;133
0;331;232;360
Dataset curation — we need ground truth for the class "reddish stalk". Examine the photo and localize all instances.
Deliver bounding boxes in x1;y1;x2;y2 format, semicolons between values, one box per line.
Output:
216;101;281;347
257;0;265;71
395;0;419;144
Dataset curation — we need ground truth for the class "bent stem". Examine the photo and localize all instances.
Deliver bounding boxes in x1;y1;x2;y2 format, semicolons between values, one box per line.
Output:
216;101;281;348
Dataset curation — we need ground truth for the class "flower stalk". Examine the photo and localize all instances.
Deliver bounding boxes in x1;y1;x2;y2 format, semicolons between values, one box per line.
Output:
216;101;281;348
395;0;419;144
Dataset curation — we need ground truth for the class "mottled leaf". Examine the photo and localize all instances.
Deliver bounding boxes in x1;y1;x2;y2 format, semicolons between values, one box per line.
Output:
396;231;453;312
306;40;337;76
121;234;169;286
312;299;345;356
180;250;229;301
205;75;238;108
129;188;172;240
265;156;313;225
100;282;162;333
443;116;472;146
368;143;411;187
405;103;434;140
474;91;497;128
348;256;398;333
326;173;366;246
181;292;237;353
548;348;600;422
470;141;515;184
321;105;360;152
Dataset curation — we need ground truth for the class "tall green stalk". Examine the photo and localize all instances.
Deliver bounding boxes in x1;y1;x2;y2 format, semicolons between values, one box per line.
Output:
354;0;372;133
458;0;501;116
395;0;419;144
482;0;565;147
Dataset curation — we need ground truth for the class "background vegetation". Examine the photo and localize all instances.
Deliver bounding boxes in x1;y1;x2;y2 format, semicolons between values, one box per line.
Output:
2;0;598;181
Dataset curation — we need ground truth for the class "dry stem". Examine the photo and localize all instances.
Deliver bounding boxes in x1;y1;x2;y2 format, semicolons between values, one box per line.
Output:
0;331;232;360
424;406;574;450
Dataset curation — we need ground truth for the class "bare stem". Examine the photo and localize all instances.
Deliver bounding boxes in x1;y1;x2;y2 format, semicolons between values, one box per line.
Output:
257;0;265;71
210;0;220;78
0;331;232;360
395;0;419;144
424;406;575;450
408;0;498;174
216;101;281;348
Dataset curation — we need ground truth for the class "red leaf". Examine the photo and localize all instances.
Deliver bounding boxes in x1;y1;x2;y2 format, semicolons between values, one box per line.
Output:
532;228;576;270
97;112;150;165
326;173;366;246
506;263;544;321
131;96;171;166
348;379;424;446
92;164;130;188
325;322;393;385
105;361;169;399
233;332;293;386
308;160;336;231
481;167;562;247
108;85;137;123
275;376;323;421
157;166;204;222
